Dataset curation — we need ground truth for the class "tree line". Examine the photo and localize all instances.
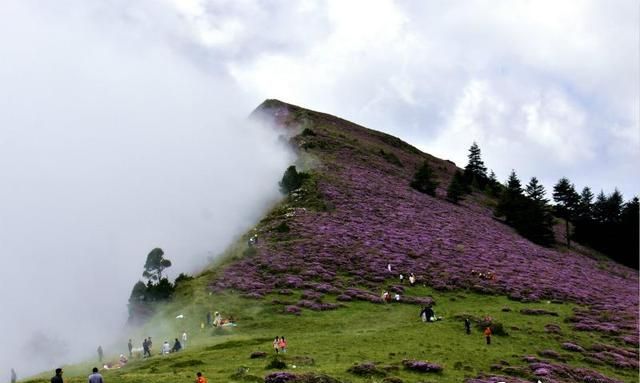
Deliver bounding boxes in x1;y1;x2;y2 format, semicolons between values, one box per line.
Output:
409;143;638;269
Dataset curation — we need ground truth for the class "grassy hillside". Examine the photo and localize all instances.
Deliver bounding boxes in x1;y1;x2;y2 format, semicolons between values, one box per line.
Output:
29;100;638;383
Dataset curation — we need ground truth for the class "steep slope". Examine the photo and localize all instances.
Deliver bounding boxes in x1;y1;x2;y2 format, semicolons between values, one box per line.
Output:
210;100;638;380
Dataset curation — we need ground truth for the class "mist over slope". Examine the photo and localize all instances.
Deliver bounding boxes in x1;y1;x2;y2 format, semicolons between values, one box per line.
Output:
0;2;294;375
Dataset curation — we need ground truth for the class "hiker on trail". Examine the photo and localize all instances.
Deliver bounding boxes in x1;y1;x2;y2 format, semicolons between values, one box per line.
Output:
387;263;392;272
97;346;103;362
148;337;153;353
119;354;128;365
381;291;391;303
182;331;188;349
484;327;492;345
278;336;287;353
206;311;212;326
88;367;103;383
172;338;182;352
51;368;63;383
464;318;471;335
195;372;207;383
128;339;133;357
409;273;416;286
162;341;171;355
11;368;16;383
399;274;404;284
273;336;280;354
394;293;401;302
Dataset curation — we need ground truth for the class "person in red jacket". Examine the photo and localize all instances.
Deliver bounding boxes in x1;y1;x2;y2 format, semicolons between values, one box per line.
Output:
484;327;492;345
195;372;207;383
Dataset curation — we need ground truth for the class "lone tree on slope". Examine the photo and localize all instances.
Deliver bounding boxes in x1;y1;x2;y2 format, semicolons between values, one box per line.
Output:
143;248;172;282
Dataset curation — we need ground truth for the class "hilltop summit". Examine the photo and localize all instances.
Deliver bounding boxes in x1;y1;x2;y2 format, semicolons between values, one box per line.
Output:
218;100;638;341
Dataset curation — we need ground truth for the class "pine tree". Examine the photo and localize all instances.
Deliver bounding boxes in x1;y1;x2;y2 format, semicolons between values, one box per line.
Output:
525;177;548;205
495;170;523;224
446;170;466;204
576;187;594;222
279;165;306;194
463;142;488;189
552;177;579;247
604;189;624;223
410;160;439;196
592;190;608;223
486;170;502;197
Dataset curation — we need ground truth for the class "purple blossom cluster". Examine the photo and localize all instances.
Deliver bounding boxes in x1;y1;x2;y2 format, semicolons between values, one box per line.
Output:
402;359;443;373
264;372;298;383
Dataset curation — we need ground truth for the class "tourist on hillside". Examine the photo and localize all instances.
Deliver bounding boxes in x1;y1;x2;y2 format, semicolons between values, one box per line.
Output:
162;340;171;355
148;337;153;353
399;274;404;284
387;263;392;272
51;368;63;383
206;311;212;326
195;372;207;383
273;336;280;354
409;273;416;286
381;291;391;303
11;368;17;383
394;293;401;301
97;346;103;363
464;318;471;335
484;326;492;345
88;367;103;383
172;338;182;352
213;311;222;327
420;306;434;322
142;338;150;358
279;336;288;353
119;354;128;365
127;339;133;357
182;331;188;349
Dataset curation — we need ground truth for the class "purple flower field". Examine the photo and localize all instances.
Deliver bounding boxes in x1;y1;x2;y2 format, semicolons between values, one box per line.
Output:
215;101;638;381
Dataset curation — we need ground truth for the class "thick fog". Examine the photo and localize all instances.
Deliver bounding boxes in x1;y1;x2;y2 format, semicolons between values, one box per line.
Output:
0;1;293;376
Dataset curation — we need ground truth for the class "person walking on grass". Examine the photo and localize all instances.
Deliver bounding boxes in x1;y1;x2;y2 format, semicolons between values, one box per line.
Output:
464;318;471;335
97;346;103;363
273;336;280;354
484;326;492;345
51;368;63;383
88;367;103;383
11;368;17;383
182;330;188;349
128;339;133;357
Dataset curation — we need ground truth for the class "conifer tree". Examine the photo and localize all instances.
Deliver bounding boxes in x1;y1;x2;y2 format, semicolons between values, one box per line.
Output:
446;170;466;204
592;190;608;223
604;189;624;223
576;187;594;222
552;177;579;247
525;177;548;205
486;170;502;197
463;142;488;189
410;160;438;196
495;170;523;225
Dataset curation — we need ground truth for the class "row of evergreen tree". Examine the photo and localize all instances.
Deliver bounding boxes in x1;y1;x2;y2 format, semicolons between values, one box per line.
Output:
410;143;638;269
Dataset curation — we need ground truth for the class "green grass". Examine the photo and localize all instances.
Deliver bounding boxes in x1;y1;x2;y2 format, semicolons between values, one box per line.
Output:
29;278;637;383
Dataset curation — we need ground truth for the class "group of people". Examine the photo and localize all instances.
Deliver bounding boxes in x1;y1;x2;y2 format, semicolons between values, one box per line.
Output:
398;272;417;286
50;367;208;383
272;336;288;353
471;269;496;281
381;291;401;303
204;311;236;328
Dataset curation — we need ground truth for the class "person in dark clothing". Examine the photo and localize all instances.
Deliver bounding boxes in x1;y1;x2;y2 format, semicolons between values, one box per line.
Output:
419;306;434;322
206;311;212;326
128;339;133;357
11;368;17;383
51;368;63;383
464;318;471;334
142;338;150;357
172;338;182;352
97;346;103;362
